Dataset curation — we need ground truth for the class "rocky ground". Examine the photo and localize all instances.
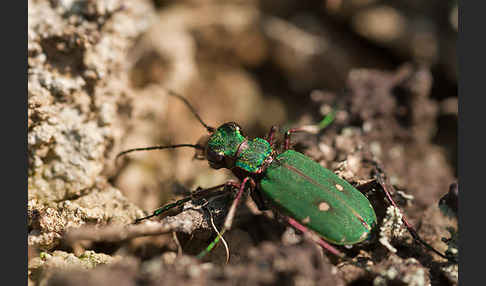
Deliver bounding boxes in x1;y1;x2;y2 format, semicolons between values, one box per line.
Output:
28;1;458;285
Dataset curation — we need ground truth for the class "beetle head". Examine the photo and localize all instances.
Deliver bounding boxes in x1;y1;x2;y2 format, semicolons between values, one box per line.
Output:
200;122;246;169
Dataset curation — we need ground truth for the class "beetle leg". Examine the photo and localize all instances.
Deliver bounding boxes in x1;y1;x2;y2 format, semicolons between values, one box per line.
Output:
191;181;240;199
224;177;255;230
134;197;192;224
286;217;345;258
374;168;457;262
287;217;377;268
250;188;269;211
134;181;240;224
197;177;256;260
265;125;279;147
284;128;306;150
283;110;337;150
354;178;377;193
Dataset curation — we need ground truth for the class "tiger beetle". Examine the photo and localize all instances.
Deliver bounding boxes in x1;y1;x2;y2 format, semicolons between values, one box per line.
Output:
116;90;456;263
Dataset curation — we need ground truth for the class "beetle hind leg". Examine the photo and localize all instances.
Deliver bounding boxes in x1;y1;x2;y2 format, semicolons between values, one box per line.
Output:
374;167;457;262
286;217;345;258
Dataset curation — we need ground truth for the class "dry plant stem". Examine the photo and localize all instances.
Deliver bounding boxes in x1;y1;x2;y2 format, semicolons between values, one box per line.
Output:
208;208;230;264
172;232;183;256
65;208;206;243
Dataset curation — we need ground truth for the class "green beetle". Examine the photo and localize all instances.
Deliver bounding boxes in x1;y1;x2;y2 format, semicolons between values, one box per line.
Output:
201;121;377;247
118;91;452;262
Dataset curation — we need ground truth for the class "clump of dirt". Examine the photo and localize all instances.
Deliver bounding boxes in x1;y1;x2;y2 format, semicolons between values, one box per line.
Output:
37;242;346;286
28;1;457;285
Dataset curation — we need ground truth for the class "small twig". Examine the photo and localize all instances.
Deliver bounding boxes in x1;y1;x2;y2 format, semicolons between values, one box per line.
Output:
64;207;209;244
208;209;230;264
172;232;183;257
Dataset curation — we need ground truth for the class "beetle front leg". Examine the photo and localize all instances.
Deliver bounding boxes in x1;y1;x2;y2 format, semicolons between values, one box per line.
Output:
284;128;307;150
265;125;279;147
283;125;328;150
283;109;337;150
197;177;256;260
223;177;256;230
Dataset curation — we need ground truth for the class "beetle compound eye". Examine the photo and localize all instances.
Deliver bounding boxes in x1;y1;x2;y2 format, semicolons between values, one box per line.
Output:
206;148;225;169
219;122;239;132
220;122;245;138
207;148;223;162
233;122;244;136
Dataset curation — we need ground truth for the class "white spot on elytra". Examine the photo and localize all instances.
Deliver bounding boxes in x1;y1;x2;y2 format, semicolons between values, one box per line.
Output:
319;202;330;211
335;184;344;191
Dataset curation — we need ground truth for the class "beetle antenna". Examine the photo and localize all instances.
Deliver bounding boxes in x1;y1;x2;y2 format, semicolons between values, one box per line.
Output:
167;90;215;132
116;144;204;165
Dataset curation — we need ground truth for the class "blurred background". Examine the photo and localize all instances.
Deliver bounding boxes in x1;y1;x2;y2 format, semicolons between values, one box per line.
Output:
116;0;457;213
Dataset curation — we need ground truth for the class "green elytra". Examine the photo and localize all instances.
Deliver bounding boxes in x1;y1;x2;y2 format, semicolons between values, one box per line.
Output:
205;122;377;245
118;91;455;263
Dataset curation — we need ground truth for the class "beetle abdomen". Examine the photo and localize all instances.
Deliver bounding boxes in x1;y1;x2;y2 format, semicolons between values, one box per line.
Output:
260;150;377;245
